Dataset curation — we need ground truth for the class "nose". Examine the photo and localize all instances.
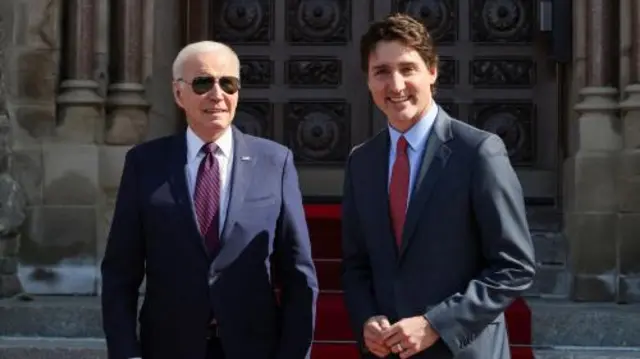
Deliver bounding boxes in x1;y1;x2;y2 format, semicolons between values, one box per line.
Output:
206;81;225;100
388;72;405;92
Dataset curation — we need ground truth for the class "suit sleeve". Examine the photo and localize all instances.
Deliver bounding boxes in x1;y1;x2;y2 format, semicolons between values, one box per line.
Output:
341;153;378;351
424;134;536;356
274;149;319;359
100;149;145;359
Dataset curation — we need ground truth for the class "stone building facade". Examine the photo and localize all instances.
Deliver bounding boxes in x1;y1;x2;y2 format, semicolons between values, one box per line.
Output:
0;0;638;303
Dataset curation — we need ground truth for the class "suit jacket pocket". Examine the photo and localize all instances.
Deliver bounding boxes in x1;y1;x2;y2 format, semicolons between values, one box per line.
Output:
244;195;277;207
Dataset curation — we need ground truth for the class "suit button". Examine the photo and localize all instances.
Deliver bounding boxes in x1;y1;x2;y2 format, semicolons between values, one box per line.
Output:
208;273;220;286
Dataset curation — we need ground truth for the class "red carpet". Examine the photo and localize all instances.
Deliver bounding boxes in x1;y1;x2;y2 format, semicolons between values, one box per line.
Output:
304;203;534;359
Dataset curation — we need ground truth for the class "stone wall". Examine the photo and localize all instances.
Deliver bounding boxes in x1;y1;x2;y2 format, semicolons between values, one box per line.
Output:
564;0;640;303
3;0;99;294
615;0;640;303
1;0;638;301
0;0;181;296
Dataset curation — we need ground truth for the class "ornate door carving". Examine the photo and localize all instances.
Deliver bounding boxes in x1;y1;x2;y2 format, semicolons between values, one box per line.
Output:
389;0;559;202
195;0;559;201
207;0;375;198
383;0;558;202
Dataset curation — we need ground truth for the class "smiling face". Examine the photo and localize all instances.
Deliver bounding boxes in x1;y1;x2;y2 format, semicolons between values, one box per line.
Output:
173;50;240;142
367;40;437;132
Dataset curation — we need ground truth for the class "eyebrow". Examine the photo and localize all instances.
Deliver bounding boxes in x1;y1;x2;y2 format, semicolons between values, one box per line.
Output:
372;61;419;70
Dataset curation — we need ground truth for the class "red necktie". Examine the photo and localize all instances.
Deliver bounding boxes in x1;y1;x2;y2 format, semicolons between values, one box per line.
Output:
389;136;410;248
194;143;221;255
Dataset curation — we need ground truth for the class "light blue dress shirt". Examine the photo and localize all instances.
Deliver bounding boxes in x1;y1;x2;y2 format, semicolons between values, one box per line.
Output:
387;103;438;205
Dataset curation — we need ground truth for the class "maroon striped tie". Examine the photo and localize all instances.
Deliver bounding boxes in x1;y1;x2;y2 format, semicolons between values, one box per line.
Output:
194;143;221;254
389;136;409;248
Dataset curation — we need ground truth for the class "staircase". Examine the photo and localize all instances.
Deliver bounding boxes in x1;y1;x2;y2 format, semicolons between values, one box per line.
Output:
4;204;640;358
304;203;534;359
0;203;536;358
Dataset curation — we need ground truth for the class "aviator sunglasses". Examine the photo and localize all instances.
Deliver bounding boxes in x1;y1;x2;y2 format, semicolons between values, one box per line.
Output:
177;75;241;95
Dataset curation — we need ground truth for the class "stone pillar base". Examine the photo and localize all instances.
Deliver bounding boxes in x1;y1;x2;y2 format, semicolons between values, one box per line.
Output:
105;83;149;145
573;87;620;151
566;86;621;302
0;174;27;298
617;83;640;302
56;80;103;143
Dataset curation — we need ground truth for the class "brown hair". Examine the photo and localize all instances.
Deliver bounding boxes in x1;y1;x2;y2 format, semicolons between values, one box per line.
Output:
359;13;439;73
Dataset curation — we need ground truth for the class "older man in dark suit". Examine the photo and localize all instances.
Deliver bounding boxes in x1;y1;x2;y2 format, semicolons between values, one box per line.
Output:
101;40;318;359
341;14;536;359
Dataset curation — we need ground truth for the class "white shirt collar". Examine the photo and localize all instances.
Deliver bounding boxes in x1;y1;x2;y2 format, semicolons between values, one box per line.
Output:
185;126;233;163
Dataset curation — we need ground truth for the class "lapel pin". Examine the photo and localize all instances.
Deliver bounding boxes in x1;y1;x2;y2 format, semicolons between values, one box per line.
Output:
241;156;251;161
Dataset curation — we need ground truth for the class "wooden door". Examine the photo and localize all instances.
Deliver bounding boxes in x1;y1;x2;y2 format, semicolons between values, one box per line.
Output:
184;0;560;202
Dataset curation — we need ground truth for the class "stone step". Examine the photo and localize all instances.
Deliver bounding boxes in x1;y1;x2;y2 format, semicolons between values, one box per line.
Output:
534;347;640;359
3;338;640;359
0;296;103;338
0;337;106;359
2;297;640;347
529;300;640;347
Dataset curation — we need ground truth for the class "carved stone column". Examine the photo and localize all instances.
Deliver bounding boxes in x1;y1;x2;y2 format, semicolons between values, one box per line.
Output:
0;117;26;298
56;0;103;143
565;0;622;301
616;0;640;303
0;0;24;298
105;0;149;145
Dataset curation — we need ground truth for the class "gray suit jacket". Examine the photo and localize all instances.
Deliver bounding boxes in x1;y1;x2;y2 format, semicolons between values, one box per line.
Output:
341;107;536;358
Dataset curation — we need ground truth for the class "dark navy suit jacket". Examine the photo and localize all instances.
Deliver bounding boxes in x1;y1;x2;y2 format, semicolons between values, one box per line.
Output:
341;108;536;358
101;126;318;359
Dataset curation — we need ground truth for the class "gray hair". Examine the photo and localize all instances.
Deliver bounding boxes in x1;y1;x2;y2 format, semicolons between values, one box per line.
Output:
172;41;240;80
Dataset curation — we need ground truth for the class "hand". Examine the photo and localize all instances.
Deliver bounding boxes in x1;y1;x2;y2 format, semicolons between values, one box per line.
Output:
382;316;439;358
362;315;392;357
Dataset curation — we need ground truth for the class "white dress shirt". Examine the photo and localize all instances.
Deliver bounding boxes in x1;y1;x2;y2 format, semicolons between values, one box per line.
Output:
184;126;234;232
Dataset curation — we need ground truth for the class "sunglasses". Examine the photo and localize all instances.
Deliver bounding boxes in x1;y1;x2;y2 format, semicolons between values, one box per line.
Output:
178;76;241;95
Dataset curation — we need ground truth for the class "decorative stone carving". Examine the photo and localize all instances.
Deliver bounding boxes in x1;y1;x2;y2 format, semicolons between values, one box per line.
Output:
56;0;103;143
572;0;619;145
0;114;27;298
105;0;149;145
0;0;25;298
0;0;8;118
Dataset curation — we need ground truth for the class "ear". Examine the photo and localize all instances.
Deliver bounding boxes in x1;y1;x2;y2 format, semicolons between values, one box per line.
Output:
173;81;185;109
428;65;438;84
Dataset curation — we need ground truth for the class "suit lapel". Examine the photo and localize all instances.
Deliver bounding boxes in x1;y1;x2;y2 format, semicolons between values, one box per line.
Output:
368;131;399;259
210;127;256;273
400;108;453;257
167;132;210;259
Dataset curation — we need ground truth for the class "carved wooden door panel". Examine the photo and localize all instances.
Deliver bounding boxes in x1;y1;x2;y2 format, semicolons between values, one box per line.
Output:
383;0;559;202
208;0;377;198
203;0;559;201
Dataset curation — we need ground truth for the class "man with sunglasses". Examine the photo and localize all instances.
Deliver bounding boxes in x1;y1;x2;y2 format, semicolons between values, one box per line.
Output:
101;41;318;359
